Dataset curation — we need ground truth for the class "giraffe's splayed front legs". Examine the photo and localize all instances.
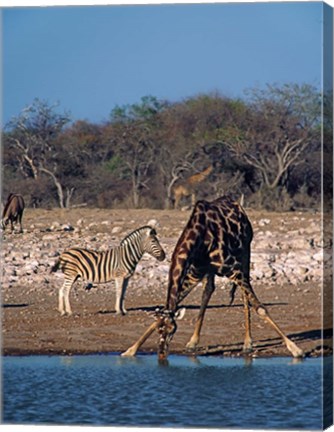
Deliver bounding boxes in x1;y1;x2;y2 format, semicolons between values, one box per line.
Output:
242;291;253;353
255;305;304;358
240;280;304;358
121;308;186;358
121;320;158;357
185;275;215;350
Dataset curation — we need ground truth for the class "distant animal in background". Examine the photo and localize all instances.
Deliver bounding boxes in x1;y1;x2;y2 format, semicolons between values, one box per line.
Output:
1;193;25;233
51;225;166;316
172;165;214;209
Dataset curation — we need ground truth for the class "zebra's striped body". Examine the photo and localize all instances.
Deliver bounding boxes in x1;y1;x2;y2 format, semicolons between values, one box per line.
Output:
1;193;25;233
51;226;165;316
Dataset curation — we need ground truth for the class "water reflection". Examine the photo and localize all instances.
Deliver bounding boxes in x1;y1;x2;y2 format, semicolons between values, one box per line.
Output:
243;356;253;367
60;356;75;367
116;354;146;367
187;356;201;366
182;353;254;367
3;355;322;429
289;357;305;366
158;358;169;367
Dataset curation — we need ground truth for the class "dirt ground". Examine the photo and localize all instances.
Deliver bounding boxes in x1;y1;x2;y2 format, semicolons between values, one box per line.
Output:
1;207;332;358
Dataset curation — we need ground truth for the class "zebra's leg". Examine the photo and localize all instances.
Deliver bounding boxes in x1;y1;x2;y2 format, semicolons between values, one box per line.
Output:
115;278;129;315
59;278;74;316
58;283;66;315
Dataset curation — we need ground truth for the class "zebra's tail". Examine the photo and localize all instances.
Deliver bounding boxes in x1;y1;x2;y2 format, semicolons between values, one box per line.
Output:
50;259;60;273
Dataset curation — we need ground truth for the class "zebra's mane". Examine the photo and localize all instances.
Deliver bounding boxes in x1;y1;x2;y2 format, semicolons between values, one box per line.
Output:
120;225;155;246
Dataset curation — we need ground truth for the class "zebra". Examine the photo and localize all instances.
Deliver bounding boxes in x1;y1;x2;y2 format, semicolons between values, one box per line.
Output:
1;193;25;233
51;225;166;316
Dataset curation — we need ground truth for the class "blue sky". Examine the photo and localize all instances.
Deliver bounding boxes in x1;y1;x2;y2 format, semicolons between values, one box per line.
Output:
2;2;325;125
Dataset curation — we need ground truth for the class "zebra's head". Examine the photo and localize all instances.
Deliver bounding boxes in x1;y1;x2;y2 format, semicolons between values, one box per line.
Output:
141;226;166;262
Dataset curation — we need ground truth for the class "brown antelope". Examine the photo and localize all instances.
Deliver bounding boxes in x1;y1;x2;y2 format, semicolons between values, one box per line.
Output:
1;193;25;233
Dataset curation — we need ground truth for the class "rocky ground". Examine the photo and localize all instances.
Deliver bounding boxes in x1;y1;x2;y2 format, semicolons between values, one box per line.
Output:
1;206;332;358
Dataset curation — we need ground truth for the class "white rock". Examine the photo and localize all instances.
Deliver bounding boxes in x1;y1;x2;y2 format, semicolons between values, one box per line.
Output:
112;226;122;234
147;219;158;227
258;218;270;226
312;251;323;262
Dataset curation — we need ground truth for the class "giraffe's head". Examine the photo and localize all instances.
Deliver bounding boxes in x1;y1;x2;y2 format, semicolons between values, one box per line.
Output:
155;307;186;361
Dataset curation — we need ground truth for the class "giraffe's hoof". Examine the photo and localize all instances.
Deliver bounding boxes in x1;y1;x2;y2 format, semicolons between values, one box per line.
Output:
185;340;198;350
242;343;253;354
286;339;304;358
121;347;136;357
292;346;305;358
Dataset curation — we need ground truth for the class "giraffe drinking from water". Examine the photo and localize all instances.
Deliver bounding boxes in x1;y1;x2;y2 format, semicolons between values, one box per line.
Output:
122;195;304;360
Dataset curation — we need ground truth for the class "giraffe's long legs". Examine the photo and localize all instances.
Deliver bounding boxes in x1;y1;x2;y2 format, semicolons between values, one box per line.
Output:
186;275;215;349
237;277;304;358
121;320;158;357
122;268;204;357
228;245;253;353
242;291;252;353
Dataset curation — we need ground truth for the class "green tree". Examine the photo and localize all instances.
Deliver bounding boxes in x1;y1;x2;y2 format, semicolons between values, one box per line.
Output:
108;97;168;207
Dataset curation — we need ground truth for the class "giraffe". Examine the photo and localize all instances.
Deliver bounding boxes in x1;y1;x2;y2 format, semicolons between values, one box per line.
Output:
172;165;214;209
122;195;304;360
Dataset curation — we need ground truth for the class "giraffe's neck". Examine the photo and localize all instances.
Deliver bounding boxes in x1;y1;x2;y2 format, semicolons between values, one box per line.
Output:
166;201;208;311
187;166;213;186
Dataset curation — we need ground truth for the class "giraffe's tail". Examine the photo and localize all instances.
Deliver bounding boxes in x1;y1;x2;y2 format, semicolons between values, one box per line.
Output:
228;282;238;306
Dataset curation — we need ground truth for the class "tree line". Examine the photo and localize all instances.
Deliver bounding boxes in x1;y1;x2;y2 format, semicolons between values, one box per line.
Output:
2;83;332;211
